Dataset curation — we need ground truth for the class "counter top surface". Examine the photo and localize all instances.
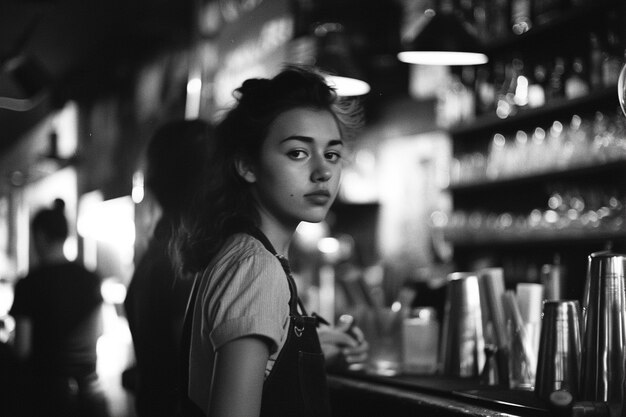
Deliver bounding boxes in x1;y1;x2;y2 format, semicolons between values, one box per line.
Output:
328;370;550;417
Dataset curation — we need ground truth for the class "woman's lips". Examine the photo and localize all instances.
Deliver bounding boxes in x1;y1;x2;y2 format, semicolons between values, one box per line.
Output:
304;190;331;204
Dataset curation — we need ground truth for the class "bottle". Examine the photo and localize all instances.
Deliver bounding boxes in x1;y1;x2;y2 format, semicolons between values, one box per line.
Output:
472;0;490;42
602;9;624;87
527;62;547;107
565;57;590;99
495;60;518;118
588;33;604;89
512;57;529;107
476;65;496;114
566;114;590;166
511;0;532;35
460;66;477;120
602;29;622;87
546;57;566;101
489;0;511;39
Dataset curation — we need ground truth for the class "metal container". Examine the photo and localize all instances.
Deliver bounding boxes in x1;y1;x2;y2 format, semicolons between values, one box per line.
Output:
580;251;626;413
439;272;485;377
535;300;581;402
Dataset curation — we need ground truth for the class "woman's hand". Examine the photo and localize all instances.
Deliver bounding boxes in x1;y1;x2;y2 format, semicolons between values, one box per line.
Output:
317;317;368;371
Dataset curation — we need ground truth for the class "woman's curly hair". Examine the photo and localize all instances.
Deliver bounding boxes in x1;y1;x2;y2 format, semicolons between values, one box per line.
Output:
172;64;363;275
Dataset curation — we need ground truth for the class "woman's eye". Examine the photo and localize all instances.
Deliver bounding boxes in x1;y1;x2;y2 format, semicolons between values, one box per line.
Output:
287;150;307;160
325;151;342;162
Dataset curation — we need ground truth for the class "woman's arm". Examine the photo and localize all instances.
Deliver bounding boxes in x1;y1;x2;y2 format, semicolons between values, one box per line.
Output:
208;336;271;417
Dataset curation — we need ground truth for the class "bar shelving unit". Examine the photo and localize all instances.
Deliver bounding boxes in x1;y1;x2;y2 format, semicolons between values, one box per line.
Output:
444;0;626;297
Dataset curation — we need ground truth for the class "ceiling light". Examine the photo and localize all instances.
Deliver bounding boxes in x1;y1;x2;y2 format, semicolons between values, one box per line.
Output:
301;23;371;97
398;10;488;66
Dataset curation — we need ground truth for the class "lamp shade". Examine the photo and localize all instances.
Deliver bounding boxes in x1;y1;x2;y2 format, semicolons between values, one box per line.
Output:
398;11;488;66
309;23;370;97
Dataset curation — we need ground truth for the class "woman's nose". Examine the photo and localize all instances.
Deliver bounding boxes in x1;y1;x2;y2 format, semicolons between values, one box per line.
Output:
311;158;332;182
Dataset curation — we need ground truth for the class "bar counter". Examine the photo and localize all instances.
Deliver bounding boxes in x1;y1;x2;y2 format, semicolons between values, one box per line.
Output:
328;370;550;417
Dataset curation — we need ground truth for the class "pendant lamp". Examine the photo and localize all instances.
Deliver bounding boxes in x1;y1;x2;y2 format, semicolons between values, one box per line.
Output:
306;23;371;97
398;9;488;66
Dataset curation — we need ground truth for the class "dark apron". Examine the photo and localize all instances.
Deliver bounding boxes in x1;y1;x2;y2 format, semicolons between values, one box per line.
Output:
180;230;331;417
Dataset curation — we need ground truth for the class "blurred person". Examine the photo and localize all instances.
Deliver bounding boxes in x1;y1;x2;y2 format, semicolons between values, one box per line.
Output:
174;65;368;417
123;119;212;417
9;198;109;417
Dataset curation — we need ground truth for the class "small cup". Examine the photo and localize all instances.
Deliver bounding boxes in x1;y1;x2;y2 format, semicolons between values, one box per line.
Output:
402;307;439;374
535;300;581;402
361;307;403;376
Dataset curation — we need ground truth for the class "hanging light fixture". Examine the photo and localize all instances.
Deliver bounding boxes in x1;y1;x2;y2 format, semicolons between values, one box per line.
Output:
293;22;370;97
398;9;488;66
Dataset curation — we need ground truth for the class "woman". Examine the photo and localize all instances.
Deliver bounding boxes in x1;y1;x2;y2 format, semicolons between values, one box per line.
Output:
175;65;367;416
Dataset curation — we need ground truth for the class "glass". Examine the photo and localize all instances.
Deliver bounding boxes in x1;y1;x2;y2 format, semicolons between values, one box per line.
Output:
361;307;403;376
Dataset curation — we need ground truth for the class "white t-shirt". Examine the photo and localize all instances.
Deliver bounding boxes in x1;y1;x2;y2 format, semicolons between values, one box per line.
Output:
188;233;291;414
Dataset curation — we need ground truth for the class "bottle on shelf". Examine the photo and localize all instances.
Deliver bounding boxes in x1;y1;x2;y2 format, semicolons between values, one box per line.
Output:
461;66;477;121
489;0;511;39
588;33;604;90
565;114;591;167
475;65;496;115
486;133;506;179
601;29;622;87
472;0;490;42
546;121;565;169
546;56;566;102
602;9;624;87
512;57;529;108
564;57;590;99
495;60;518;119
527;61;547;108
529;126;548;171
510;0;532;35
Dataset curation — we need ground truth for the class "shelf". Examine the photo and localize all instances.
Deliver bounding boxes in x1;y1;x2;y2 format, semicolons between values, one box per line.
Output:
449;86;618;138
441;226;626;247
482;0;617;55
448;160;626;193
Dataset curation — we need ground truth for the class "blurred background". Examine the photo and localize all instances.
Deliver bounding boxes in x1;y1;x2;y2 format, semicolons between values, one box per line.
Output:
0;0;624;415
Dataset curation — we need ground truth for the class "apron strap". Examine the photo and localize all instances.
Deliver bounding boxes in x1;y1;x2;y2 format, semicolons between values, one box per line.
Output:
246;228;308;316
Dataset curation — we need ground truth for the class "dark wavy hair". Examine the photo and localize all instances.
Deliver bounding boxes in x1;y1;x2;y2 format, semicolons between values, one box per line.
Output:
173;65;363;275
32;198;68;242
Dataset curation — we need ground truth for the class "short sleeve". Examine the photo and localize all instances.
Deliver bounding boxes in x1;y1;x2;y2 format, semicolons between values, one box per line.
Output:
206;251;290;354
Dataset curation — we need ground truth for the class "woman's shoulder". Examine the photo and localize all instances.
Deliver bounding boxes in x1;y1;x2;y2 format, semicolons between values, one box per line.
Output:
203;233;286;289
215;233;275;266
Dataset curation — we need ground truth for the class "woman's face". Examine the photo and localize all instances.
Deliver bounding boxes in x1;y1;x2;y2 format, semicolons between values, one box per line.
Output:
243;107;344;229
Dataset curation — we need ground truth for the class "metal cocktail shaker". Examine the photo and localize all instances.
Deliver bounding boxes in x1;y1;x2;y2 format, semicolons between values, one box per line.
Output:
580;251;626;415
535;300;581;402
439;272;486;377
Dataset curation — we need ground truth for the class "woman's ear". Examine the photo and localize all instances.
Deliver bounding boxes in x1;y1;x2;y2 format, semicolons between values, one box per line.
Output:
234;157;257;183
